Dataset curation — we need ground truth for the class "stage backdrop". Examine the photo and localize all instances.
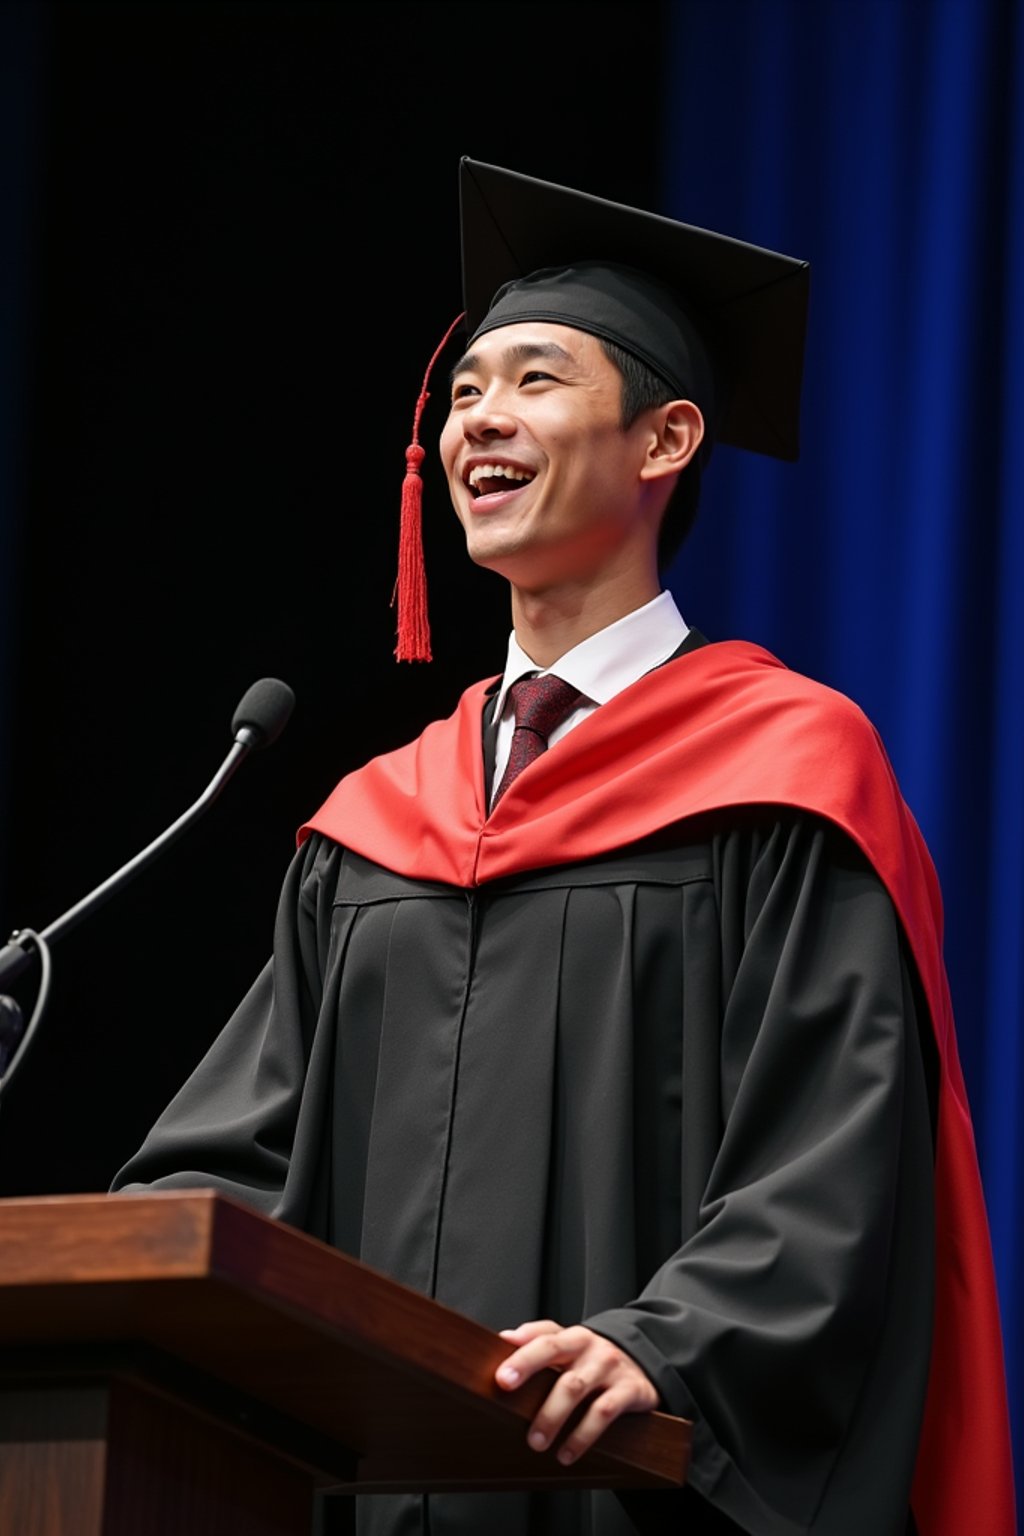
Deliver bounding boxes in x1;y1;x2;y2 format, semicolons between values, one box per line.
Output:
660;0;1022;1501
0;0;1019;1509
0;2;44;920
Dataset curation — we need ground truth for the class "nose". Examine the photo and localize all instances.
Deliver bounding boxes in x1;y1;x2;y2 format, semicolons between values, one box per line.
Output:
459;387;517;441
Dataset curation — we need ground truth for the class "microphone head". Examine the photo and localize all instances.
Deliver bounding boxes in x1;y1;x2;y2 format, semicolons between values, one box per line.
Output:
231;677;296;750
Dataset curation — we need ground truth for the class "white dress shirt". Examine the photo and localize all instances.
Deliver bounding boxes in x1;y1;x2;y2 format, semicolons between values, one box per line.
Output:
489;591;690;805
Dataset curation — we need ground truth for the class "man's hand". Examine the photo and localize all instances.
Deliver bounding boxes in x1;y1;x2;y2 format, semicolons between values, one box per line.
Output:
494;1319;659;1465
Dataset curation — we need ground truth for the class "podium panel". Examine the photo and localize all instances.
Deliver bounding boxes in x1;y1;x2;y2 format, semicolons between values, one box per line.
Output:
0;1192;691;1534
0;1378;317;1536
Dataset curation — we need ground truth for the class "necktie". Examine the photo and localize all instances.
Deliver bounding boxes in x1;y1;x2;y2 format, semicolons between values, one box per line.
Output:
492;674;584;806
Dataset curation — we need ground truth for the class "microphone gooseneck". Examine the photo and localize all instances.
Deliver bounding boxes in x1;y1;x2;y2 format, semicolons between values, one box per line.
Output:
0;678;296;1097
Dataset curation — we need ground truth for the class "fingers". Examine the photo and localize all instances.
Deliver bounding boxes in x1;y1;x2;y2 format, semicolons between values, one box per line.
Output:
524;1356;606;1452
495;1323;589;1389
497;1319;561;1350
551;1377;658;1465
493;1322;659;1465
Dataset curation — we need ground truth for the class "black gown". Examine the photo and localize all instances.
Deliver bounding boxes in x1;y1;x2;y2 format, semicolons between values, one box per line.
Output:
112;791;937;1536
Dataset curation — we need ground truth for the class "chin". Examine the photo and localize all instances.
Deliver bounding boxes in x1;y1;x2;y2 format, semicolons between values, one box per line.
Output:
466;549;521;583
463;528;531;574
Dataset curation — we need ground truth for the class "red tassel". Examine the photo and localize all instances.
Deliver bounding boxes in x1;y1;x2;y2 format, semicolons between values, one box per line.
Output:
393;312;465;663
395;443;431;662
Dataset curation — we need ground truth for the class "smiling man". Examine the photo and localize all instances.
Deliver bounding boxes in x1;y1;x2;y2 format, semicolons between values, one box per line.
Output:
112;161;1015;1536
443;324;702;669
446;323;701;590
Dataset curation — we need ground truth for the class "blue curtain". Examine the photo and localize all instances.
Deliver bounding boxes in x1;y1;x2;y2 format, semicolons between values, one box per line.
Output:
663;0;1022;1497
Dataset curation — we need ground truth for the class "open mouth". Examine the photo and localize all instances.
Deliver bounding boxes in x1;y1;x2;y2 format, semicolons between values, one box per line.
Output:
465;462;536;499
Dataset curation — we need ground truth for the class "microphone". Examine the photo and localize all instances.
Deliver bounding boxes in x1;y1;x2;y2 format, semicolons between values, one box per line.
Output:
230;675;295;752
0;677;295;1091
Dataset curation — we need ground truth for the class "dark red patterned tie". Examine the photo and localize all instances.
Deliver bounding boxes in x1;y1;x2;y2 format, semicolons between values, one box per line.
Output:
492;674;584;806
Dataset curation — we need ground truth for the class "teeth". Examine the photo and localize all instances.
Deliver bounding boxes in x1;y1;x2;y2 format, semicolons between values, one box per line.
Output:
467;463;534;489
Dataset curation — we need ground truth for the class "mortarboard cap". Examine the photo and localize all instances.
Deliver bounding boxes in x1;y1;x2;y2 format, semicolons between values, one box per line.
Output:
459;156;810;462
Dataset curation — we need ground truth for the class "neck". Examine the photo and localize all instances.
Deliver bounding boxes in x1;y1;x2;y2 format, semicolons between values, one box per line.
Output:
509;567;661;669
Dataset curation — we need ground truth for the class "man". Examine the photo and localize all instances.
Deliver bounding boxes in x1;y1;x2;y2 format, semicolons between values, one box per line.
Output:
112;160;1015;1536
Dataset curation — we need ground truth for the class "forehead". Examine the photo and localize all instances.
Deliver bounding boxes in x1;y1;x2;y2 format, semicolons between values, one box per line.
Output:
450;321;614;379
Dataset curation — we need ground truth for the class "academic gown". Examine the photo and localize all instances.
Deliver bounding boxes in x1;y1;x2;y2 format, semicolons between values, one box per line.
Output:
111;637;1014;1536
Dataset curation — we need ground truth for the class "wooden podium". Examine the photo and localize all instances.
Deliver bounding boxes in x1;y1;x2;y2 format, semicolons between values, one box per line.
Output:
0;1191;691;1534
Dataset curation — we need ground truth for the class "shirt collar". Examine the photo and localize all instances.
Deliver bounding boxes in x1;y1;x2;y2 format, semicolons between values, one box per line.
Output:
492;591;690;720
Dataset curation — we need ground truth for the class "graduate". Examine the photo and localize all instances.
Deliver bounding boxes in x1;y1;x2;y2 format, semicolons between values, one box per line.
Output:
112;159;1016;1536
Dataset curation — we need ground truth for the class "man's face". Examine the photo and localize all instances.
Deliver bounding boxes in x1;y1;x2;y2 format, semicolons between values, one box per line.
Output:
440;322;662;592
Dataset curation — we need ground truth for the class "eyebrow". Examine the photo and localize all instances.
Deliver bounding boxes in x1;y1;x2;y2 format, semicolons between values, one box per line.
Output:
449;340;577;386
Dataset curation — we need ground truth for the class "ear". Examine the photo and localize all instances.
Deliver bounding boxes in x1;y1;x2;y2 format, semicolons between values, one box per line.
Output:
638;399;704;484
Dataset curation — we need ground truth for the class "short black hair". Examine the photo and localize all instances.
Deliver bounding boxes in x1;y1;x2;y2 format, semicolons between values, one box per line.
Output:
598;338;707;570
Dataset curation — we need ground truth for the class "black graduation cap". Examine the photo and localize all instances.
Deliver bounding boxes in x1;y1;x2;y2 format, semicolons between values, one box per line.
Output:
458;156;811;462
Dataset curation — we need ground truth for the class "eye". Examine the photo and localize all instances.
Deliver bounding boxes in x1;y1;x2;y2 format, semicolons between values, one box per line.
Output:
451;381;480;401
520;370;555;385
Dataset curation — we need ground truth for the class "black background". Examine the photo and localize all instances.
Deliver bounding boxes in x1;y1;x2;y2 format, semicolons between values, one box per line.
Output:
0;1;667;1194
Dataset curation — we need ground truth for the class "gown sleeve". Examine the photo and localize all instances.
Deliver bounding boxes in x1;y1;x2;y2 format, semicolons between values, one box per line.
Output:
109;833;342;1233
584;814;937;1536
